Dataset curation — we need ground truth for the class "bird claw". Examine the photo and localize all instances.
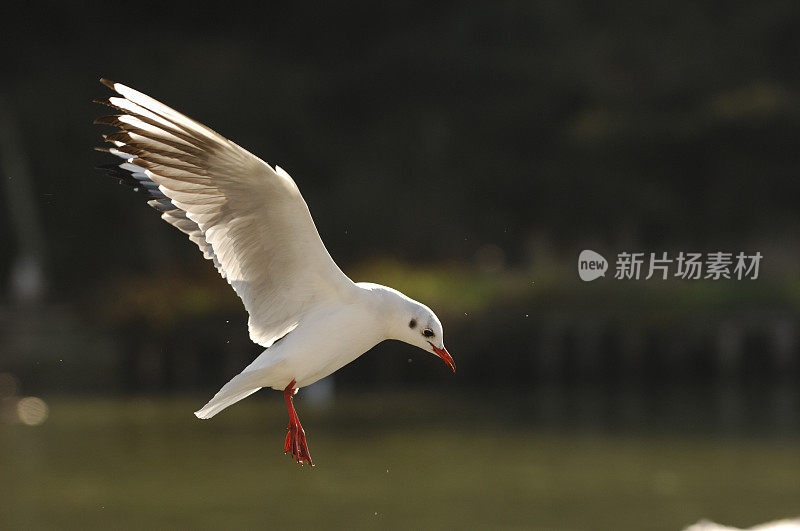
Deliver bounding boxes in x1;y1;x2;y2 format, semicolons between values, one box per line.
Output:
283;379;313;467
284;421;313;466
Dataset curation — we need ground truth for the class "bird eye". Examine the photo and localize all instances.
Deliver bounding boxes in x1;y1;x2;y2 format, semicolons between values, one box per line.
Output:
422;328;434;338
409;319;417;329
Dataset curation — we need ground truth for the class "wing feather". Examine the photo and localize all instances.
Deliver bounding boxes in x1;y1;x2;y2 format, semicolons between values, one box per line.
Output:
95;79;354;346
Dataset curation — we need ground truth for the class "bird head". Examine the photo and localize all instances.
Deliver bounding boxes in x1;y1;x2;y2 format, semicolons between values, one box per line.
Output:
359;283;456;373
399;302;455;373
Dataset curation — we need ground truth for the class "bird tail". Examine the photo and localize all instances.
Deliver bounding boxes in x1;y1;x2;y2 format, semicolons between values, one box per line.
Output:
194;370;264;419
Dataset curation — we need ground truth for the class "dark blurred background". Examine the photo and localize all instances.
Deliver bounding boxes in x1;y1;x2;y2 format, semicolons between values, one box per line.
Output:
1;2;799;529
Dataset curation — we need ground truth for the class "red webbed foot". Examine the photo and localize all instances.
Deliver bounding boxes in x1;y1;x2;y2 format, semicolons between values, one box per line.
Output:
283;380;313;467
284;419;313;466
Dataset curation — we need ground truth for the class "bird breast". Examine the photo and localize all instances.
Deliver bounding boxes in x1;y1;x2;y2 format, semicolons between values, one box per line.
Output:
257;301;386;389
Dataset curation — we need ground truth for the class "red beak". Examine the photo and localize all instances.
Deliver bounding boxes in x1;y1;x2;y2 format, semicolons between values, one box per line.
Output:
429;342;456;373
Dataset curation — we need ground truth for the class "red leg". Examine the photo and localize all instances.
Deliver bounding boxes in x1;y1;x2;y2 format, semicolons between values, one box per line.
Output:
283;379;313;466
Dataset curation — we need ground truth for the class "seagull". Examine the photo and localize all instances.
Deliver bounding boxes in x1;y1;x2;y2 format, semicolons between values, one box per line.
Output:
94;79;455;466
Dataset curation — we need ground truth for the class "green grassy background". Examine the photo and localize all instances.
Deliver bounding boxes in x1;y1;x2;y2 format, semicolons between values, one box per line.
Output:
2;392;798;530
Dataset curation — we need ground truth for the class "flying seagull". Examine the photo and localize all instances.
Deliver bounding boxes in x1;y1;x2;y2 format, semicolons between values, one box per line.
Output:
94;79;455;466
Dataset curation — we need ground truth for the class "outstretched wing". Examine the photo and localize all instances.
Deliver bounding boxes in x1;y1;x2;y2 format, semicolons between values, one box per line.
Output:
95;79;354;347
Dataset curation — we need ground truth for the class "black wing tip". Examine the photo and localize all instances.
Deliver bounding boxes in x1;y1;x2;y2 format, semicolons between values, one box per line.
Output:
93;97;114;108
94;115;121;126
99;78;116;90
103;131;131;143
94;164;153;195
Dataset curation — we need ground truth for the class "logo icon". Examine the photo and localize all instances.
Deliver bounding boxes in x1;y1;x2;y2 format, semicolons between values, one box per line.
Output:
578;250;608;281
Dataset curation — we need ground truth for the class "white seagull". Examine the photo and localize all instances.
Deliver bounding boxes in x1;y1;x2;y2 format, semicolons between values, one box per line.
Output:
94;79;455;466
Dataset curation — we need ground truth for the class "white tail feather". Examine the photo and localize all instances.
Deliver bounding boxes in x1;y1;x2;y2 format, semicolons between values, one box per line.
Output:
194;371;264;419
